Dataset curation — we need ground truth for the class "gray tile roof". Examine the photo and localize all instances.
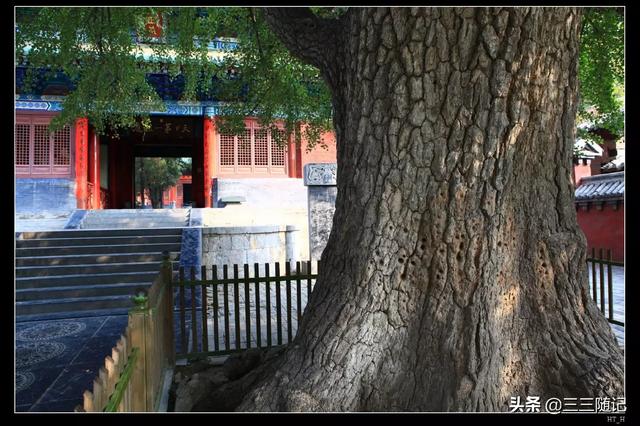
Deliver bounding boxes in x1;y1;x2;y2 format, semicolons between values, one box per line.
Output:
574;138;604;159
575;172;624;202
601;153;625;172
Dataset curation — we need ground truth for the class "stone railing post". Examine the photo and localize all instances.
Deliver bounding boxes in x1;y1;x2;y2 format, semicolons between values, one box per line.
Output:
303;163;337;262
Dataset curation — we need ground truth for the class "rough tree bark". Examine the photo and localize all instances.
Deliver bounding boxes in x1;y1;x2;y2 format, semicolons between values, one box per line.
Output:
234;7;624;411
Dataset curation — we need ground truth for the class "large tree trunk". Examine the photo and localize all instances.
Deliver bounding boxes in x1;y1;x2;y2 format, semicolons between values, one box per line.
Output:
236;7;624;411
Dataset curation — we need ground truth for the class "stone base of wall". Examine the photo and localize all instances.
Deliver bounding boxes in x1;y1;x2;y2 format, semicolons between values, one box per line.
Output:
199;206;310;259
16;178;76;215
202;225;303;274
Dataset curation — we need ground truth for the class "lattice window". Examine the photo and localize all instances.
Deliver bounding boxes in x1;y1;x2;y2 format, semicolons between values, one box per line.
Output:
254;129;268;166
220;133;235;166
15;124;30;165
219;125;288;175
33;124;50;165
271;129;286;166
16;116;71;176
53;126;70;165
237;129;252;166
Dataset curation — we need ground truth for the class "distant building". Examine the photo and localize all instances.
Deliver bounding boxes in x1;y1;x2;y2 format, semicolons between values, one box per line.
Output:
162;175;192;208
572;125;624;261
575;172;624;262
15;38;337;213
572;128;622;187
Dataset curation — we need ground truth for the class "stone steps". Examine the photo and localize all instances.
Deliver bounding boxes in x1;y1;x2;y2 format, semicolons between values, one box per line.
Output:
81;220;188;227
16;242;182;257
18;228;184;239
16;271;161;289
16;282;150;301
16;261;164;278
16;252;165;267
15;226;183;318
17;235;181;248
79;209;189;229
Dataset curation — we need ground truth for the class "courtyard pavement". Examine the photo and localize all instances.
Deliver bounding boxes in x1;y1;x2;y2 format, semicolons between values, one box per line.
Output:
14;227;624;413
15;315;129;412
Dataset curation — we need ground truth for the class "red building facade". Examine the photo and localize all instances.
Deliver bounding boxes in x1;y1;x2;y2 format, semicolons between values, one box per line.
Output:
15;109;337;211
574;172;624;262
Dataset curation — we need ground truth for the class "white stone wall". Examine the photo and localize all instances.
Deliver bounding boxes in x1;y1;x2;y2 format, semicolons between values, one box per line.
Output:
216;178;307;208
202;225;304;274
199;206;310;259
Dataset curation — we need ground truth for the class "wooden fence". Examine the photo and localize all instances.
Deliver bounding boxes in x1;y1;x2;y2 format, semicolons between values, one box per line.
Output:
587;248;624;327
175;260;319;359
75;252;175;412
71;247;621;411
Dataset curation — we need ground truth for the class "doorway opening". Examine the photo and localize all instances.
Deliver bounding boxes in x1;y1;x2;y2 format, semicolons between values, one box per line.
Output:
134;156;192;209
103;115;204;209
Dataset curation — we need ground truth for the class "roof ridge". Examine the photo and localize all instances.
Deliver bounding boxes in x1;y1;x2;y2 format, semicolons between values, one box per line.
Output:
579;172;624;185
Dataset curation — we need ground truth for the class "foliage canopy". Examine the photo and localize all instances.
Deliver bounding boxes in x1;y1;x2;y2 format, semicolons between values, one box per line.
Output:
577;7;624;144
15;7;624;149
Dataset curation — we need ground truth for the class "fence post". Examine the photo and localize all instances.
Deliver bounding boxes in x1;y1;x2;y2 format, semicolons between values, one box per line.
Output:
162;251;175;369
607;249;614;323
128;294;148;411
591;248;596;301
599;248;605;314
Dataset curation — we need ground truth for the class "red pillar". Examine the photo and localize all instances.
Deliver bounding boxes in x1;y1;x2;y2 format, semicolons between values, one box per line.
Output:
108;137;118;209
75;118;89;209
192;123;204;208
295;128;303;179
287;131;297;178
89;126;101;209
203;116;217;208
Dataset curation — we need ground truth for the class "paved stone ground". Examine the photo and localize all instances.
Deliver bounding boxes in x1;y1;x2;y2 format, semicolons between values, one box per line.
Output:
205;282;312;350
15;269;623;412
177;281;314;353
181;265;625;354
15;211;72;233
15;315;129;412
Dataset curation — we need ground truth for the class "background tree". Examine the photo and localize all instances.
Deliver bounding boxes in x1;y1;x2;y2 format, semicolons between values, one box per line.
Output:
135;157;185;208
576;7;624;146
15;7;625;411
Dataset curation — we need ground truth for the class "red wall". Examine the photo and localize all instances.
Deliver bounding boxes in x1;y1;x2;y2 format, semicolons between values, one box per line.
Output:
573;163;592;186
576;203;624;262
207;119;338;180
301;130;337;165
163;175;191;207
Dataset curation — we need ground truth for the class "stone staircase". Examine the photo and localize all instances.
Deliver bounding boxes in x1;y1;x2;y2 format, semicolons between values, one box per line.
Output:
79;208;190;229
15;228;183;320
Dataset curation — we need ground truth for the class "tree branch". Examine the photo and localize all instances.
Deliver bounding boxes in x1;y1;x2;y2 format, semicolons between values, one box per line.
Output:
261;8;342;79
